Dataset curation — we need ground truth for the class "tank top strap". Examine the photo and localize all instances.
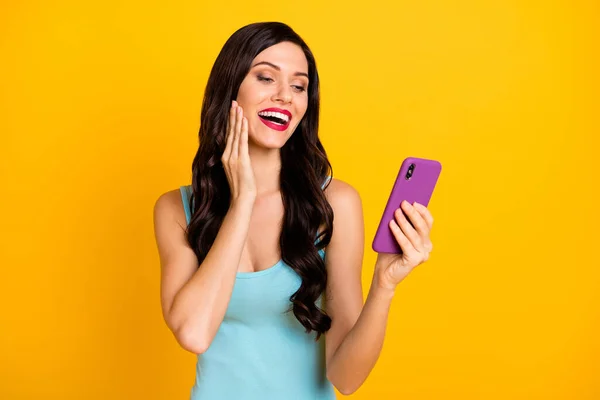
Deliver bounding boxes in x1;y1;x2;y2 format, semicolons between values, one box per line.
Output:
179;185;193;226
321;175;331;190
315;175;331;256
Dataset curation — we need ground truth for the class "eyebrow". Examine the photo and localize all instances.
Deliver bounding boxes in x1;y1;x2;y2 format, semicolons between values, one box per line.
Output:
251;61;309;79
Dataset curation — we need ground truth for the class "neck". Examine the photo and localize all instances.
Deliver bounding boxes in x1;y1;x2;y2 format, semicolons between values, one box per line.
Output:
247;143;282;196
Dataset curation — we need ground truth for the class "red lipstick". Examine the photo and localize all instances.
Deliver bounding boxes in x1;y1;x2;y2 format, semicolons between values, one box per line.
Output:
257;108;292;132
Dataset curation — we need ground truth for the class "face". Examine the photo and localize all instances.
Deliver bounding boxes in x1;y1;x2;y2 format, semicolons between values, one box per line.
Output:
235;41;310;150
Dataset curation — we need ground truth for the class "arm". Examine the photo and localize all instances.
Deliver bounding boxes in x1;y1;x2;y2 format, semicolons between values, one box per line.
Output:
323;180;434;395
326;265;395;395
153;101;256;354
322;179;385;395
153;191;254;354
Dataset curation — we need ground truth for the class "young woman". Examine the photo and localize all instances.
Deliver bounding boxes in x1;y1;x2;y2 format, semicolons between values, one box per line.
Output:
153;22;434;399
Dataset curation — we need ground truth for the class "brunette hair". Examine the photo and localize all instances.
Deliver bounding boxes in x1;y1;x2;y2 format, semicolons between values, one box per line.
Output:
186;22;333;339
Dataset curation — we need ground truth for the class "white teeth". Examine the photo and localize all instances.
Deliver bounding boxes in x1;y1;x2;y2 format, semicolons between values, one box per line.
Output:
258;111;290;123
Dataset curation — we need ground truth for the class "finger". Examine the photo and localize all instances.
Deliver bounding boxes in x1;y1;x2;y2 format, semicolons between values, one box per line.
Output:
223;101;236;161
407;202;434;254
395;206;424;252
402;201;429;237
413;202;434;231
389;219;414;255
240;116;249;158
232;106;242;159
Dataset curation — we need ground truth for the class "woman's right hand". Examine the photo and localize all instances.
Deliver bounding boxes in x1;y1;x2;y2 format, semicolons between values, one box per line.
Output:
222;100;257;205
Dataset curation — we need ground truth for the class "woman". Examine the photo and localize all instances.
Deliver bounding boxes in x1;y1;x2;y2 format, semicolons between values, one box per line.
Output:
153;22;434;399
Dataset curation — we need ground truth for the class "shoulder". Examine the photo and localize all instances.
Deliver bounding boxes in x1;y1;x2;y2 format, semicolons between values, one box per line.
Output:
323;177;362;215
153;187;188;231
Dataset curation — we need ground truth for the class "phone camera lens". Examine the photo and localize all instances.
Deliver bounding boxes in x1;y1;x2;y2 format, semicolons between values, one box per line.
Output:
405;164;415;180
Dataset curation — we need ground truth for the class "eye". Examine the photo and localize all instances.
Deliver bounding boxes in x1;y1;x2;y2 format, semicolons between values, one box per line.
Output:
258;74;306;93
292;85;307;93
257;75;273;83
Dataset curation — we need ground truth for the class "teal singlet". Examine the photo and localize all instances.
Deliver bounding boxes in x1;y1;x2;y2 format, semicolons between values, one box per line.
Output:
179;178;336;400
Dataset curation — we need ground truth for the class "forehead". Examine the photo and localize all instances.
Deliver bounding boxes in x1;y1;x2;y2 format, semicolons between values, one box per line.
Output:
252;41;308;74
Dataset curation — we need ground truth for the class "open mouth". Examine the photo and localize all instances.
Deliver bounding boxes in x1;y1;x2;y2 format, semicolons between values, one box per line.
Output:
257;110;291;131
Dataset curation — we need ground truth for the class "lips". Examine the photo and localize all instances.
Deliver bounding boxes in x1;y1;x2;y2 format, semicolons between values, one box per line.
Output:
257;107;292;132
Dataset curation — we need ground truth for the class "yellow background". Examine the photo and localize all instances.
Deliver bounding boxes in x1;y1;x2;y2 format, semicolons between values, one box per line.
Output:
1;0;598;399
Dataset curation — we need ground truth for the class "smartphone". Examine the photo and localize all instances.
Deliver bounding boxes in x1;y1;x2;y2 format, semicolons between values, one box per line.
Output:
372;157;442;254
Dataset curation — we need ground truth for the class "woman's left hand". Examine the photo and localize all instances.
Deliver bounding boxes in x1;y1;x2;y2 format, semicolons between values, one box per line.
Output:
374;200;435;291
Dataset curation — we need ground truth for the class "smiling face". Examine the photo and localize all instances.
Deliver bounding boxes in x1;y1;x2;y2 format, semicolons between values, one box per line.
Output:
235;41;309;150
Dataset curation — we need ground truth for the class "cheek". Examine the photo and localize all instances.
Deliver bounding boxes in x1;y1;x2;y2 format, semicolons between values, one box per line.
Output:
294;105;308;126
236;81;258;107
297;96;308;115
237;80;269;102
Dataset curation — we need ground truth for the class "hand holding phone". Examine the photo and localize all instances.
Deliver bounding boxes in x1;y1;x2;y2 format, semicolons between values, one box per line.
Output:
372;157;442;254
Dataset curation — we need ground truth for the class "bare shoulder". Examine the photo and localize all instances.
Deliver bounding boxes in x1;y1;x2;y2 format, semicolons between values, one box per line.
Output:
321;178;365;370
152;187;198;289
153;188;188;232
323;177;362;214
153;187;199;334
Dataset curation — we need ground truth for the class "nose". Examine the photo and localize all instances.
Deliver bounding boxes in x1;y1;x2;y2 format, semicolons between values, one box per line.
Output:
272;83;292;104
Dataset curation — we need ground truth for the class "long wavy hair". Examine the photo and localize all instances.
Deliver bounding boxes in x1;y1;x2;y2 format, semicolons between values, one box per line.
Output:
185;22;334;339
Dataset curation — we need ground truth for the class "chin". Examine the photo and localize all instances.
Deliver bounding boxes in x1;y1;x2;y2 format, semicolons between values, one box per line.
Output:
249;135;288;150
249;126;293;150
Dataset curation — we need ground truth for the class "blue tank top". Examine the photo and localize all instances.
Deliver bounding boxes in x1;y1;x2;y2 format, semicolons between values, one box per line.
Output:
179;178;336;400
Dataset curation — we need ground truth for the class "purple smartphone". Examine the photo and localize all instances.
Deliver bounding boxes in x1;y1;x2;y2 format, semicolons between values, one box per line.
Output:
372;157;442;254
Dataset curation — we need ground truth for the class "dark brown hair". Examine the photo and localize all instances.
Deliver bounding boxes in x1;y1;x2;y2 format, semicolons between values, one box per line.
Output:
186;22;334;339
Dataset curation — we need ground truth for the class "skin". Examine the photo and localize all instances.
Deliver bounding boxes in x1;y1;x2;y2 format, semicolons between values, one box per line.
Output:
153;41;434;396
